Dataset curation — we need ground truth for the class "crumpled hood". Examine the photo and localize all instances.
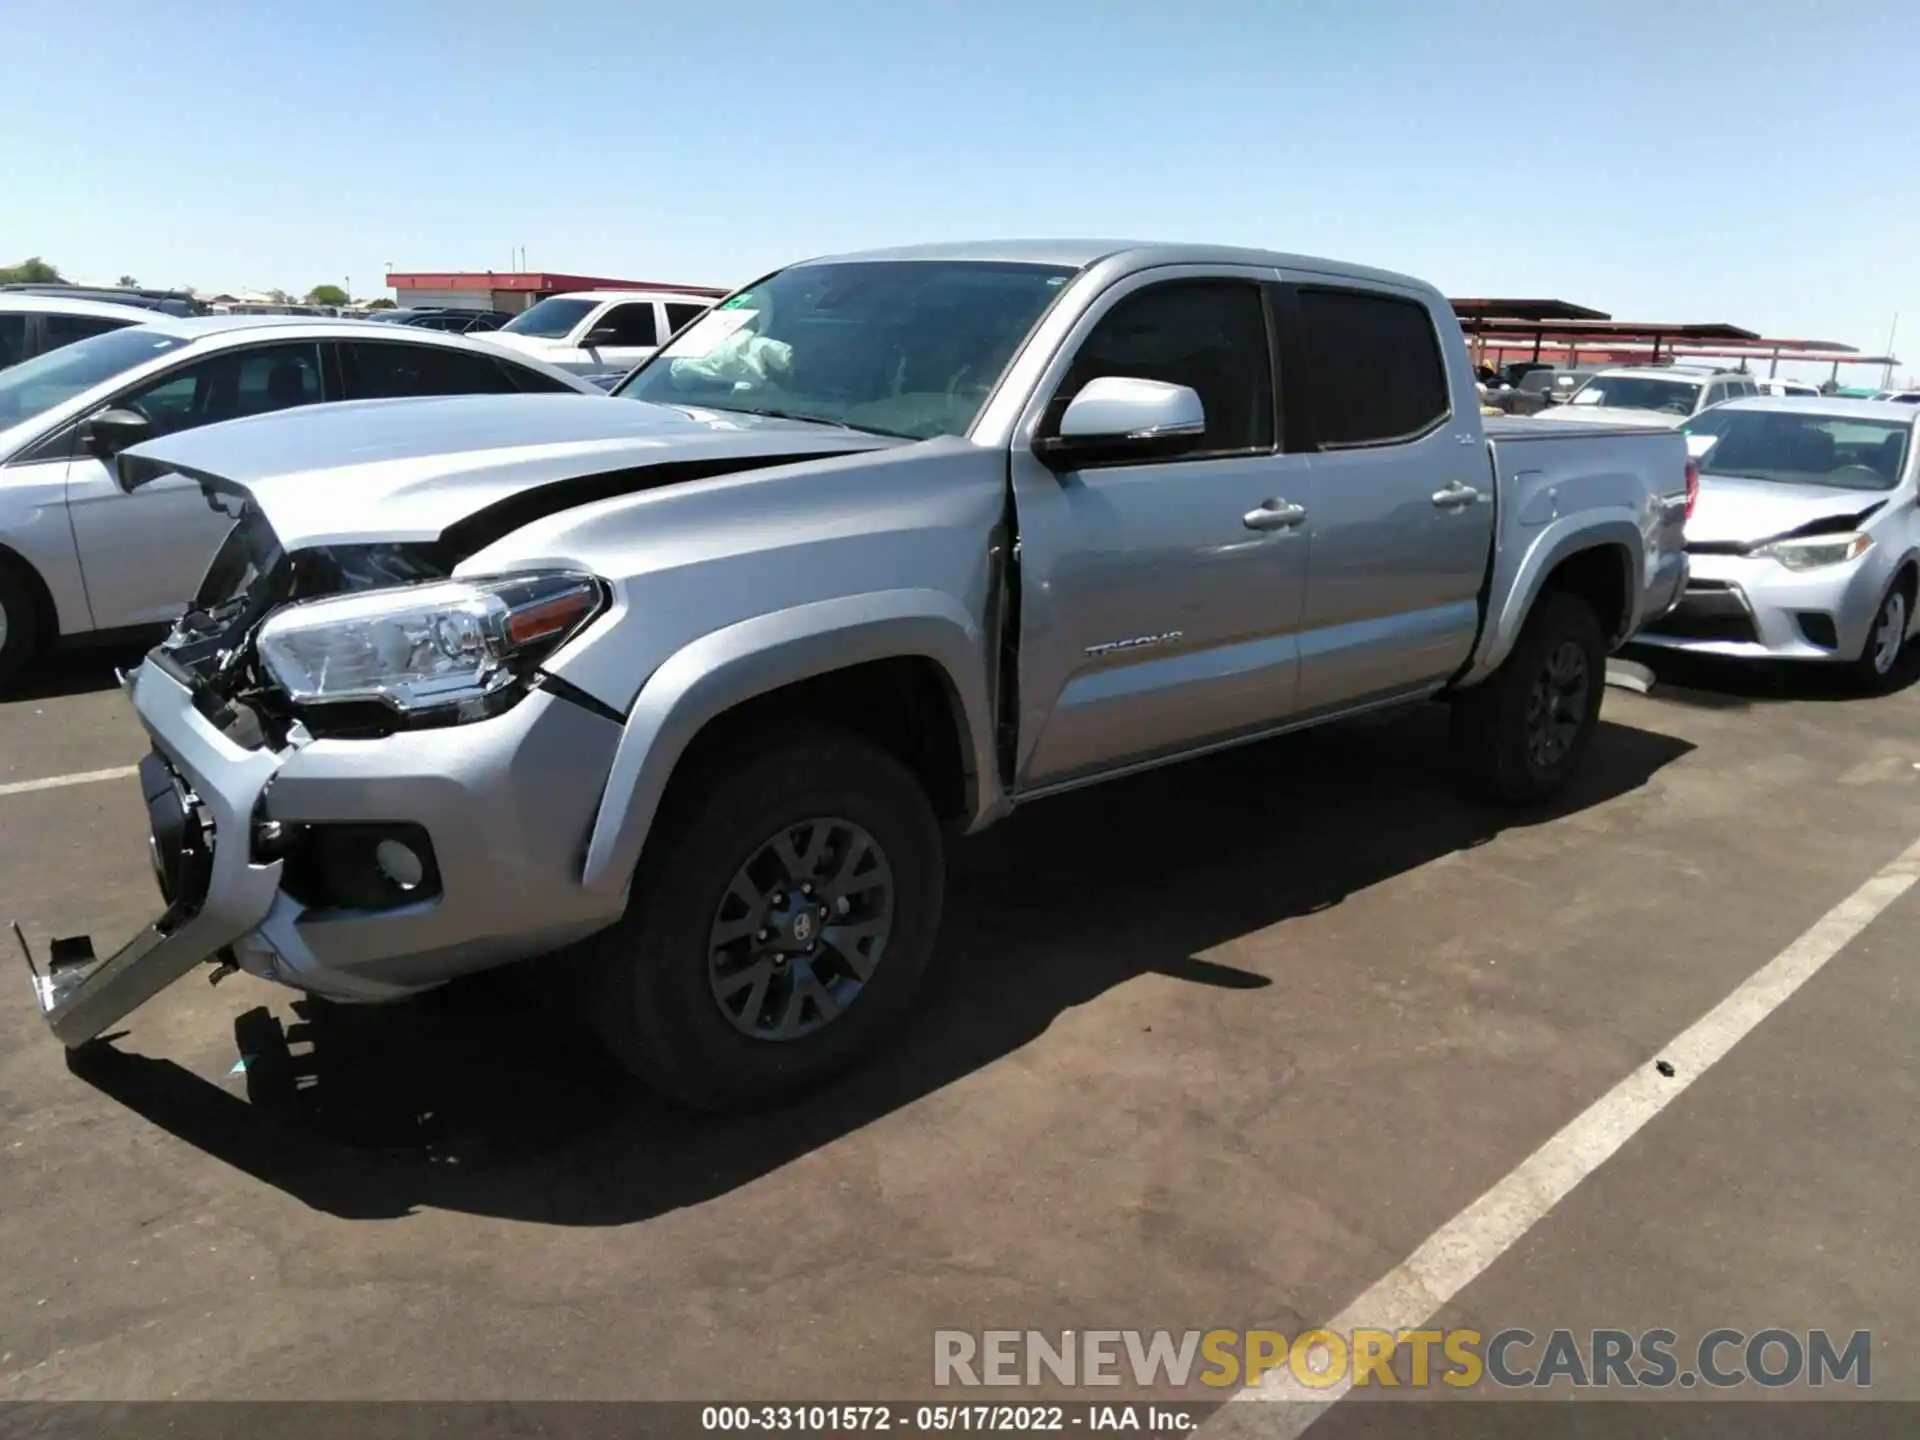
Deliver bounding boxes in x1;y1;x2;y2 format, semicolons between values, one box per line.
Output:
1546;404;1685;428
119;393;901;550
1685;474;1890;547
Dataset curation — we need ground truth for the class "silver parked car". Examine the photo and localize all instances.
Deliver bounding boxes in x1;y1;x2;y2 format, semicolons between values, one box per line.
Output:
18;241;1689;1109
0;316;600;684
1636;397;1918;688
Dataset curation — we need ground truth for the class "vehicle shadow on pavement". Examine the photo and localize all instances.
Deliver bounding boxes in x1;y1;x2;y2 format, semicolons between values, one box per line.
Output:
67;703;1694;1226
1621;640;1920;709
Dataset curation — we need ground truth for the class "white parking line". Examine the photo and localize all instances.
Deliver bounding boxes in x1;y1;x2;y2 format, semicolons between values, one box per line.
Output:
1209;830;1920;1437
0;765;139;799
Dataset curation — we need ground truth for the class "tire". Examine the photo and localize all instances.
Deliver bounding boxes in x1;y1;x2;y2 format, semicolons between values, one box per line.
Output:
582;731;945;1111
0;561;40;691
1450;589;1606;805
1849;576;1911;695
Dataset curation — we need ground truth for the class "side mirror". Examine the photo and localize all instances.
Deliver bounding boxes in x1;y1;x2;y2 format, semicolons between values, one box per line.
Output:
83;407;153;460
581;327;621;348
1033;376;1206;470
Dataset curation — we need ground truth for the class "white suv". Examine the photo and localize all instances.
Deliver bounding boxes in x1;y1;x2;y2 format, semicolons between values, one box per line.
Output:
481;288;719;377
1553;366;1760;426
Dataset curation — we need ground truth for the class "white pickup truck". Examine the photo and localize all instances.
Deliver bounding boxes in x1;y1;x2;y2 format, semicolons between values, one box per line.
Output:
25;241;1692;1109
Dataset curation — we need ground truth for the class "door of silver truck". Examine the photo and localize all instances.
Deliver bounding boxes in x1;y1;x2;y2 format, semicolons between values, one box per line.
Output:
1274;278;1495;714
1006;266;1312;790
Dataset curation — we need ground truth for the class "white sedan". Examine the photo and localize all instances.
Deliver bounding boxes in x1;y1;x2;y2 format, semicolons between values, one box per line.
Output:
0;316;601;686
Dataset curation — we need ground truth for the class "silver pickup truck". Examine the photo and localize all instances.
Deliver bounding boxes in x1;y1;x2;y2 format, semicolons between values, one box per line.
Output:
18;241;1690;1110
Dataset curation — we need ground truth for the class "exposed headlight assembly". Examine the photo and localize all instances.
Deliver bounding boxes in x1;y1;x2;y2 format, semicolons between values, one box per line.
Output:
256;571;605;719
1750;532;1873;571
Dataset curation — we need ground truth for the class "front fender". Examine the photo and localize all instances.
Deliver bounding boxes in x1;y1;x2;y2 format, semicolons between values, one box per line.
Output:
1460;514;1646;686
579;588;998;899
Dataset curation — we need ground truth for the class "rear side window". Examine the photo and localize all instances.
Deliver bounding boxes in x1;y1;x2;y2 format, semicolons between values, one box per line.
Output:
347;340;520;398
1296;288;1450;448
42;312;136;349
665;302;709;335
0;314;24;367
499;362;582;394
1057;280;1275;457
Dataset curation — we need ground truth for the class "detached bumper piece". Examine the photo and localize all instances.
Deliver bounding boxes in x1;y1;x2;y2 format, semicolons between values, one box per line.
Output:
15;660;287;1047
13;912;204;1047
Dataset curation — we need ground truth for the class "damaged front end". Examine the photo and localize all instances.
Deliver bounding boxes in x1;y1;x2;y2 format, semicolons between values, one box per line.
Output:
16;501;612;1045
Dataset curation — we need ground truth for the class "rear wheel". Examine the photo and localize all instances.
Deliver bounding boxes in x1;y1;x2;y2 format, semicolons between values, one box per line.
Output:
0;561;40;690
1850;578;1910;694
583;732;945;1111
1450;589;1606;804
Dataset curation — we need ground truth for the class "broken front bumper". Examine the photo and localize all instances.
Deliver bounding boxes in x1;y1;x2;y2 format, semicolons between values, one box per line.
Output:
17;662;284;1046
17;653;631;1046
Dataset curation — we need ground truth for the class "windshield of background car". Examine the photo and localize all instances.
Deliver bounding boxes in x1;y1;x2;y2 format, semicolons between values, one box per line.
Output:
0;326;188;430
613;260;1080;439
1569;376;1702;415
1683;409;1911;490
500;298;596;338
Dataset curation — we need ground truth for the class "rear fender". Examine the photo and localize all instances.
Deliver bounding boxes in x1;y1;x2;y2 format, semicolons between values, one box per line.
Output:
1459;515;1644;685
579;589;998;899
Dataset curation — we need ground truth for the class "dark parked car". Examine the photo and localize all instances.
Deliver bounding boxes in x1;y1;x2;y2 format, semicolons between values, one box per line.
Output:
366;306;513;334
0;283;208;318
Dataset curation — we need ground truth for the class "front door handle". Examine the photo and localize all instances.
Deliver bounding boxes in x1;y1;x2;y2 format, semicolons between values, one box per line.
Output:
1243;498;1307;532
1432;479;1482;508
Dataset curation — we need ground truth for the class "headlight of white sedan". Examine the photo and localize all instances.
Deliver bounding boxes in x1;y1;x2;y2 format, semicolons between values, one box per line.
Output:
1750;532;1874;571
256;572;605;718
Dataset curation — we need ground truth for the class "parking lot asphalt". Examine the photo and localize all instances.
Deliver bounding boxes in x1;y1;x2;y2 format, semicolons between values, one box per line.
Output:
2;641;1917;1417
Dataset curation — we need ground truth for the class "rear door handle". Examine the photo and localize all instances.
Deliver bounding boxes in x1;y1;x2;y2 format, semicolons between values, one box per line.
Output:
1431;479;1482;508
1243;498;1307;532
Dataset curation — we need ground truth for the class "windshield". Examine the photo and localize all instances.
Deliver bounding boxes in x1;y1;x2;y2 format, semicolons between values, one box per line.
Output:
1683;409;1911;490
0;325;188;430
614;260;1079;439
501;298;596;338
1570;375;1703;415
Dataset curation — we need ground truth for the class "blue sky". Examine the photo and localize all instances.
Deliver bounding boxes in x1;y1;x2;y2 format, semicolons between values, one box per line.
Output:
5;0;1917;380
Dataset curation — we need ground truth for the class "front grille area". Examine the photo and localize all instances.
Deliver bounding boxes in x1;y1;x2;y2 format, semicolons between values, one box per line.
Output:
1643;582;1759;644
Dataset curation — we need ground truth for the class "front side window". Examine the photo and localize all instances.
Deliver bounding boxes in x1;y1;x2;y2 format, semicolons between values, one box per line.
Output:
347;341;520;398
591;303;659;347
0;314;25;367
0;326;188;431
617;260;1078;439
1684;409;1912;489
120;342;323;436
500;297;597;338
1054;280;1274;457
1296;288;1450;447
1570;375;1703;416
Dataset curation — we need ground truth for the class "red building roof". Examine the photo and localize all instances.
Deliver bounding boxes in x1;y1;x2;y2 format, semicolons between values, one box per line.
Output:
386;270;730;297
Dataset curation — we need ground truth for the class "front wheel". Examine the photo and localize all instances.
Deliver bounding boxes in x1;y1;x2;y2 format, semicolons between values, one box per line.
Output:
1450;590;1606;804
0;561;39;691
1849;579;1911;694
582;732;946;1111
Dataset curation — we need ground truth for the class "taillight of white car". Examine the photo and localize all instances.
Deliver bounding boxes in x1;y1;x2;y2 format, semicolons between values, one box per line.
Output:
255;572;605;719
1685;456;1700;520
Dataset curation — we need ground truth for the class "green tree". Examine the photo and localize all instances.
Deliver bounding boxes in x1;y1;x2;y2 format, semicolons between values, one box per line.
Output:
0;257;63;284
307;283;349;306
366;298;397;309
266;288;292;305
117;274;140;287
